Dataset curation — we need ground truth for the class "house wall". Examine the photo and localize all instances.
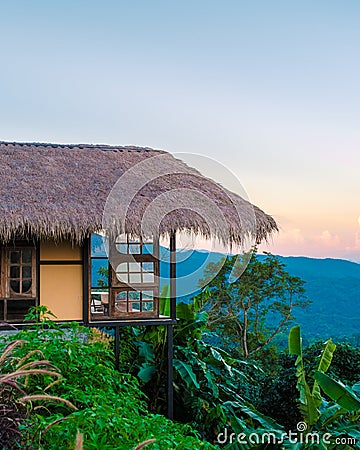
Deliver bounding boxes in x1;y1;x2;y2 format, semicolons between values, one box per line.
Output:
39;241;83;320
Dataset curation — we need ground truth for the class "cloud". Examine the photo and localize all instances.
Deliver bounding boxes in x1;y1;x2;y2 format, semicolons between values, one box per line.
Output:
318;230;340;248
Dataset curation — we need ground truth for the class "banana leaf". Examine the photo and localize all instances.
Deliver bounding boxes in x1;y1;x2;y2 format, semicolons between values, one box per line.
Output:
313;371;360;412
312;339;336;408
173;359;200;389
288;325;302;357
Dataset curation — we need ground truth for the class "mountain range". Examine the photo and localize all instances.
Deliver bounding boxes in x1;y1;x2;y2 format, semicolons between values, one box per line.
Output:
166;250;360;344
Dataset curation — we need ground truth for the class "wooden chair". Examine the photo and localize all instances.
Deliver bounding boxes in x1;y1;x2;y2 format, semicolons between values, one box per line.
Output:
101;293;109;315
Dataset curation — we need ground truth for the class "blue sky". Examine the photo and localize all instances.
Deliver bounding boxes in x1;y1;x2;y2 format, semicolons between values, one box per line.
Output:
1;1;359;260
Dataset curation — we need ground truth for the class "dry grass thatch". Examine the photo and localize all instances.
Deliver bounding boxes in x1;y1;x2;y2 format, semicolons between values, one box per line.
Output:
0;141;277;245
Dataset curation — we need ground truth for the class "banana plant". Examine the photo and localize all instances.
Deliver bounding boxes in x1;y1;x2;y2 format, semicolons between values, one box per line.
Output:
289;326;360;449
289;325;336;426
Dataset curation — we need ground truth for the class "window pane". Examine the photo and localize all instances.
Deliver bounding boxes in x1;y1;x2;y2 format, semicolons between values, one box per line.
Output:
115;243;128;254
115;292;128;312
129;291;140;300
22;266;32;278
91;258;108;288
130;302;140;311
22;280;32;293
10;266;20;278
142;262;154;272
129;273;141;283
116;273;128;283
129;262;141;272
143;273;154;283
142;290;154;300
22;249;32;263
143;244;154;254
91;234;108;257
116;291;127;301
116;263;128;273
128;244;140;254
10;251;20;264
143;302;154;312
10;280;20;293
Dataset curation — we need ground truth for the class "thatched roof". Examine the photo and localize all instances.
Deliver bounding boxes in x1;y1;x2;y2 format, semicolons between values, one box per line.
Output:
0;141;277;245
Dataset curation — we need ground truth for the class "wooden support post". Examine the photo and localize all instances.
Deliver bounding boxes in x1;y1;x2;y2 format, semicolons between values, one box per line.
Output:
82;238;89;327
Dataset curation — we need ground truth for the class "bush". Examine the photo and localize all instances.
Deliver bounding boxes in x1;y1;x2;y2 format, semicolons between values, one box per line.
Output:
1;323;216;449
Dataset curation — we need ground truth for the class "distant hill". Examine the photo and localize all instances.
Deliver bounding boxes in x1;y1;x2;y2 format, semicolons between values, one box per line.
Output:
91;235;360;344
171;251;360;344
261;255;360;344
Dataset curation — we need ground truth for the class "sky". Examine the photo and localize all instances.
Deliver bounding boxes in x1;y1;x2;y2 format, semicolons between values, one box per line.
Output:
0;1;359;261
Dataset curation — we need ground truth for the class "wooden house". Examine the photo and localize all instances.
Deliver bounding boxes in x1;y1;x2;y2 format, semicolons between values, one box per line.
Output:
0;141;277;327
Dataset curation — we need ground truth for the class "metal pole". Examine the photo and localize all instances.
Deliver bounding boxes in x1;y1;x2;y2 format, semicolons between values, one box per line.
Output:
115;326;120;371
167;324;174;419
170;232;176;320
167;231;176;419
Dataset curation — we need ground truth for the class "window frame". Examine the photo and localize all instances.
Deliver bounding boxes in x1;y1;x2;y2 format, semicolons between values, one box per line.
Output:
89;234;160;321
0;243;38;322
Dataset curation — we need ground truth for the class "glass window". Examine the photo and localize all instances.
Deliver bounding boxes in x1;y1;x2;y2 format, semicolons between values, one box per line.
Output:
0;245;37;322
90;234;159;321
8;248;34;297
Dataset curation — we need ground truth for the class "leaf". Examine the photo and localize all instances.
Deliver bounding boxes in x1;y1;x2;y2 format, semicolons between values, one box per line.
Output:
173;359;200;389
175;302;195;321
288;326;302;356
288;326;319;425
204;369;218;397
297;384;320;425
353;381;360;397
316;339;336;373
239;402;284;433
137;365;157;383
159;285;170;316
174;310;208;341
136;341;155;365
313;371;360;412
209;348;232;375
312;338;337;408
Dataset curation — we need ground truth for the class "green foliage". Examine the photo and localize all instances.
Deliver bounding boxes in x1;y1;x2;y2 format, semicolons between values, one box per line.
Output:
289;325;337;425
136;299;270;442
256;340;360;433
198;250;310;358
159;285;171;316
0;338;71;449
313;371;360;411
287;326;360;448
0;322;216;449
304;341;360;385
24;304;58;324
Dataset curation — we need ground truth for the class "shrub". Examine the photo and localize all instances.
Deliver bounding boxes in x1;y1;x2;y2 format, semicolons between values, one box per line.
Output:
1;323;217;449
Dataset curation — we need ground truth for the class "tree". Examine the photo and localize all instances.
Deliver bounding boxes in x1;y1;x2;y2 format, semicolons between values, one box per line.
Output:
198;250;310;358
